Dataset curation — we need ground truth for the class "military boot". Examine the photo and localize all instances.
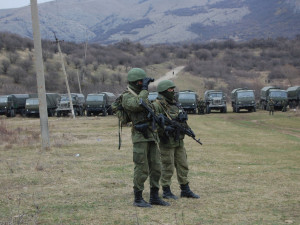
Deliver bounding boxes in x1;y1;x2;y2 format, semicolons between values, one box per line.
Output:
162;186;178;200
180;183;200;199
133;189;152;208
149;187;170;206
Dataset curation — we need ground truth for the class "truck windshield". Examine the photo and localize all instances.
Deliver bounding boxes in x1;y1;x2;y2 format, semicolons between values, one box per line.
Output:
26;99;39;105
87;95;104;101
270;91;287;98
237;92;254;98
208;93;223;98
178;93;196;100
0;97;8;103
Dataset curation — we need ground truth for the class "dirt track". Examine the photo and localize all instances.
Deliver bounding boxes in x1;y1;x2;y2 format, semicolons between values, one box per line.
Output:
150;66;185;88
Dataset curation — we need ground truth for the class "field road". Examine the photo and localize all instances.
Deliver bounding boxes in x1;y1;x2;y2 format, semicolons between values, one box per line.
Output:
150;65;185;87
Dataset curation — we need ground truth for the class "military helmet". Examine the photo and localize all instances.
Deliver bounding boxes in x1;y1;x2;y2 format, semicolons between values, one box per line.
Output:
127;68;146;82
157;80;176;92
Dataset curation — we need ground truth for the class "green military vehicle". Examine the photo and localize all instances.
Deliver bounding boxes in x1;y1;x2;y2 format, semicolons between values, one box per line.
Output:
231;88;256;113
286;86;300;108
204;90;227;113
0;94;35;117
85;92;116;116
260;86;287;111
56;93;85;117
25;93;60;117
176;90;198;114
148;92;158;102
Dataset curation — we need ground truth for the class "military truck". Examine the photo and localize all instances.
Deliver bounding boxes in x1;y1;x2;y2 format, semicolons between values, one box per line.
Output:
148;92;158;102
25;93;60;117
204;90;227;113
286;86;300;108
85;92;116;116
231;88;256;113
176;90;198;114
0;94;35;117
260;86;287;110
56;93;85;117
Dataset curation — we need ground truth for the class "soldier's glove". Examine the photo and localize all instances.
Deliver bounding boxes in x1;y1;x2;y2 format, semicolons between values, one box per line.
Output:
165;125;175;136
142;77;155;90
157;113;165;128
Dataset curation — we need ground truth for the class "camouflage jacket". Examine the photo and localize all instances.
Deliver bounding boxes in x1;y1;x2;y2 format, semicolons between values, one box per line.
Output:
122;87;159;144
152;94;185;147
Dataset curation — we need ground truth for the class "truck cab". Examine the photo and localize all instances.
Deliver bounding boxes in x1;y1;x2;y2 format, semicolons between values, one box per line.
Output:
86;92;116;116
176;90;198;114
204;90;227;113
231;88;256;113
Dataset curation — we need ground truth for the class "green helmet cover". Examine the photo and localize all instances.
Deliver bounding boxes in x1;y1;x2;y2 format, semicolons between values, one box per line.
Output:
157;80;176;92
127;68;146;82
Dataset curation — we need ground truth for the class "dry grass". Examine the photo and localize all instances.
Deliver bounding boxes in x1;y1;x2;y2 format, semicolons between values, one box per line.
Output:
0;110;299;224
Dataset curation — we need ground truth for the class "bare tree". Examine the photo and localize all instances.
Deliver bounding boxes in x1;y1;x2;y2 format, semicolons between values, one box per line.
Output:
1;59;10;74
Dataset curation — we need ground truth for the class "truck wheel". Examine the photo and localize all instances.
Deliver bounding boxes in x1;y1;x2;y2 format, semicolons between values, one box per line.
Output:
223;107;227;113
57;111;61;117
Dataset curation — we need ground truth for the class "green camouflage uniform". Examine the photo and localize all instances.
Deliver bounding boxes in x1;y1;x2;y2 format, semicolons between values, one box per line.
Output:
152;94;189;187
122;85;161;191
268;99;274;115
197;99;206;114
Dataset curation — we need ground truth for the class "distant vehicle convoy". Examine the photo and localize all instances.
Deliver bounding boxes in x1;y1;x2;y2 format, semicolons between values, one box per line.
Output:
56;93;85;117
260;86;287;111
231;88;256;113
25;93;60;117
204;90;227;113
176;90;198;114
286;86;300;108
0;94;36;117
0;85;298;118
85;92;116;116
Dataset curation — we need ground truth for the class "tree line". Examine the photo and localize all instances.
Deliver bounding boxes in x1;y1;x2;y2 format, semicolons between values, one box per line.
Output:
0;32;299;98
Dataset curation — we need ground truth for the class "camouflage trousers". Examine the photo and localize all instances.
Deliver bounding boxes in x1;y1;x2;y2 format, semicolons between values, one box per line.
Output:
133;141;161;191
159;142;189;187
269;106;274;115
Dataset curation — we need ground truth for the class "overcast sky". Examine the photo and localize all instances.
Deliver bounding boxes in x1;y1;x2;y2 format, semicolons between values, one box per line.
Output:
0;0;53;9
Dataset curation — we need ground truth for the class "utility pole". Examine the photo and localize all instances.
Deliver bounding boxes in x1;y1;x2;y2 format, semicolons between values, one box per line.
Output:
77;69;82;94
53;33;75;118
30;0;50;150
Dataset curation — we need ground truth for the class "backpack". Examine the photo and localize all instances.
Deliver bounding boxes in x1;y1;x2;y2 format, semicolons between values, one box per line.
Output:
111;92;131;149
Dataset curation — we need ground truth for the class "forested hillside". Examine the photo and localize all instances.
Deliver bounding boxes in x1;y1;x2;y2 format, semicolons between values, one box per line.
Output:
0;32;299;99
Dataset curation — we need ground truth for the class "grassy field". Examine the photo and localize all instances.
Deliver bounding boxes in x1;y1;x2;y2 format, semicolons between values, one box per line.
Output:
0;109;299;225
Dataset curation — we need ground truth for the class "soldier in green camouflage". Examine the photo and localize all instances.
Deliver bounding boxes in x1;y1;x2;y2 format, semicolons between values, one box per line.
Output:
197;98;206;114
122;68;169;208
152;80;200;200
268;98;275;115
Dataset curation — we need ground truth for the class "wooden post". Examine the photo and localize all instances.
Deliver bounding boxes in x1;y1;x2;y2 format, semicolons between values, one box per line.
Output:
30;0;50;150
54;34;75;119
77;69;82;94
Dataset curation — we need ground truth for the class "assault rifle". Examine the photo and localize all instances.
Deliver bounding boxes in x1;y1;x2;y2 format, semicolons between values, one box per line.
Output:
139;98;202;145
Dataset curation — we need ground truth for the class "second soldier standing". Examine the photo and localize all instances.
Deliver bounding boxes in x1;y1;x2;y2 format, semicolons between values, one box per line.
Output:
152;80;200;200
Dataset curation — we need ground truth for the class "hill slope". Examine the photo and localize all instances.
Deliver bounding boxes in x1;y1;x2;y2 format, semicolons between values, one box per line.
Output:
0;0;299;44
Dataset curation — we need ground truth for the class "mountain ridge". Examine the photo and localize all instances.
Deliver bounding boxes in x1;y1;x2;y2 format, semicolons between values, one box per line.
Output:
0;0;299;44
